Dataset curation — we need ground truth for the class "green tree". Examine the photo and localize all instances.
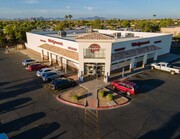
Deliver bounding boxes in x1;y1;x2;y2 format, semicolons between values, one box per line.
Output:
0;30;6;46
91;19;102;29
122;20;131;28
68;15;73;20
64;15;68;20
54;22;65;31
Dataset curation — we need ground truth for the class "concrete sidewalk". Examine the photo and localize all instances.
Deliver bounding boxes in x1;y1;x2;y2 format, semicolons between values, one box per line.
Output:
20;48;42;61
80;78;107;109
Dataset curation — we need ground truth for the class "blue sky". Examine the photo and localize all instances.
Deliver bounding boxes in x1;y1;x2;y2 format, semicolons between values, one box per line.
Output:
0;0;180;19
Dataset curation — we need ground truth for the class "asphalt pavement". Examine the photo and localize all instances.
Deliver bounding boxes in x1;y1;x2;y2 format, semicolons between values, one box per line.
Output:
0;49;180;139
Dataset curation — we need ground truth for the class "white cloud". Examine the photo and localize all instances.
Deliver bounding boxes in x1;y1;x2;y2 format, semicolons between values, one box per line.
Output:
84;6;93;11
23;0;39;4
39;9;48;13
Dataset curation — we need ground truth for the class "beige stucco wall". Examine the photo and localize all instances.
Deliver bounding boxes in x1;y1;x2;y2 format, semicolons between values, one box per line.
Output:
161;27;180;36
77;40;112;77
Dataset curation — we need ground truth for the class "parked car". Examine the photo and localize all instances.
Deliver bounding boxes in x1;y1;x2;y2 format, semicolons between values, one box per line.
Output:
50;78;77;90
41;71;65;82
27;63;48;71
36;68;52;77
111;81;138;95
151;62;180;75
22;59;38;66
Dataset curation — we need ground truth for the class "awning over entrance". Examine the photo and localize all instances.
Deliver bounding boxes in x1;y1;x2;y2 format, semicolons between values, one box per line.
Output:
111;45;160;62
39;44;79;61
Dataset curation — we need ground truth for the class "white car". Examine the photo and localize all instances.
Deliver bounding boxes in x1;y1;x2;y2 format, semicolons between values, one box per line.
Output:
151;62;180;74
36;68;52;77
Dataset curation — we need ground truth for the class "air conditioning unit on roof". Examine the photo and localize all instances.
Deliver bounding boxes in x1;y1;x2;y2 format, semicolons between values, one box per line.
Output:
113;32;121;39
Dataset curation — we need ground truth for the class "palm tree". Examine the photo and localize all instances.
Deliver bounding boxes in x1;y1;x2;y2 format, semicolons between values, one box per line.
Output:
64;15;68;20
68;15;73;20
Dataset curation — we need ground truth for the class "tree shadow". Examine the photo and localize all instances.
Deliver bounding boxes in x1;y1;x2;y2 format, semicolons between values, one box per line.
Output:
78;93;92;100
138;112;180;139
0;97;32;114
0;79;42;101
11;122;60;139
113;94;123;100
0;82;9;87
0;112;46;134
50;131;67;139
129;79;165;94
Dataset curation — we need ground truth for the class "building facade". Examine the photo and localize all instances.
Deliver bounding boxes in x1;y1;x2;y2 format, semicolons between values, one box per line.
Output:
161;26;180;37
25;29;172;82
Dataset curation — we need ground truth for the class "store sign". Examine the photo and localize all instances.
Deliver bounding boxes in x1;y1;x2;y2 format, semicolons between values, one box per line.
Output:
68;46;77;51
40;39;46;42
89;44;100;53
154;40;162;44
132;41;150;47
114;47;125;52
48;39;63;46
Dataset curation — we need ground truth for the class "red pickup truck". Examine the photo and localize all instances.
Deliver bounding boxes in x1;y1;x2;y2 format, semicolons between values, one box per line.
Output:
111;80;138;95
28;63;49;71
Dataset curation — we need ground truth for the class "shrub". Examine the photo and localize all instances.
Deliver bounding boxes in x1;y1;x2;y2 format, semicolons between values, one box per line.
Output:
106;94;113;101
99;90;105;98
72;94;78;101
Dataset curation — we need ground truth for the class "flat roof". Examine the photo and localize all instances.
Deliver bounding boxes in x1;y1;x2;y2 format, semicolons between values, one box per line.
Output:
33;29;87;41
30;29;169;42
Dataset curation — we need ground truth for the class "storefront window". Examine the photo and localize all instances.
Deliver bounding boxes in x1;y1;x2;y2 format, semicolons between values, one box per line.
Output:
83;48;105;59
84;63;105;77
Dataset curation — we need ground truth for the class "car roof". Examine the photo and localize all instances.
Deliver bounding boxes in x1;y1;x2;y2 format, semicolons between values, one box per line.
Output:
41;68;51;71
43;71;57;75
53;78;73;83
31;63;41;66
158;62;168;64
113;80;135;87
24;59;34;61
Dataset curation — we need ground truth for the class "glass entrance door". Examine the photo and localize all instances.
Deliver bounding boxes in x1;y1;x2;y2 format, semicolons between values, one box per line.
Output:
84;63;105;77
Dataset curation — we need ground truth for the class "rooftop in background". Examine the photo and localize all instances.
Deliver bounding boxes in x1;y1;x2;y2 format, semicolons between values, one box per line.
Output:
161;26;180;28
30;29;171;42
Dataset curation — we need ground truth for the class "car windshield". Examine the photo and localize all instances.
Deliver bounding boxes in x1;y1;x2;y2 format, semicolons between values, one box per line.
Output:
39;70;42;72
27;59;34;62
52;79;64;84
45;70;51;72
167;64;173;68
47;73;57;76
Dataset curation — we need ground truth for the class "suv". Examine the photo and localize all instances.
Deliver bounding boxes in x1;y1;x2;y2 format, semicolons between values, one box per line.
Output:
27;64;48;71
50;78;77;90
42;71;65;82
111;81;138;95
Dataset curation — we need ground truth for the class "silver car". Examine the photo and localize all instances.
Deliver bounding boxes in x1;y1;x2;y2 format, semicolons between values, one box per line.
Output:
36;68;52;77
41;71;65;82
22;59;37;66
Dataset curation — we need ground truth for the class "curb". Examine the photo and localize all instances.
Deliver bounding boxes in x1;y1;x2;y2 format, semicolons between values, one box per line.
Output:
56;95;85;109
56;95;130;110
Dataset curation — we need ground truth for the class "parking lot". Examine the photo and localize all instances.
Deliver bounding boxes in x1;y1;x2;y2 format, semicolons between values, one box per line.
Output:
0;49;180;139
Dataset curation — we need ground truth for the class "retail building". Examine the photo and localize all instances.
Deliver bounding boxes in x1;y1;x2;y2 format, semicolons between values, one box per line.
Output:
25;29;172;82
